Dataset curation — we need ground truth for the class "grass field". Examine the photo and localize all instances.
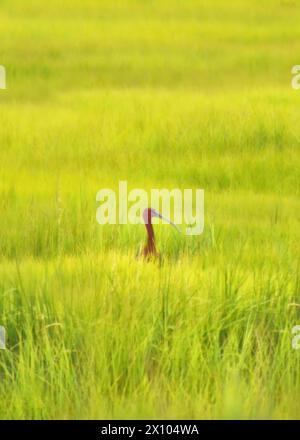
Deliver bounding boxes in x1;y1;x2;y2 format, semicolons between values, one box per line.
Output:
1;0;300;419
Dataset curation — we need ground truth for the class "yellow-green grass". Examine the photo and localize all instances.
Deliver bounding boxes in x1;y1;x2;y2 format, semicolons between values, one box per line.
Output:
0;0;300;419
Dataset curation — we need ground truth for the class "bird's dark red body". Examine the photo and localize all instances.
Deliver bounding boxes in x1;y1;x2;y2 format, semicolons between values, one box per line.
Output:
140;207;180;260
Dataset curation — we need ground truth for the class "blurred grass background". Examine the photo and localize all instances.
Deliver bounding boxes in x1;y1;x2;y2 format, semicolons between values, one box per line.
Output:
0;0;300;419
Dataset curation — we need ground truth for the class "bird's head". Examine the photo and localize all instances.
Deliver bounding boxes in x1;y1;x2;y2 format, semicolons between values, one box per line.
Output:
143;207;181;232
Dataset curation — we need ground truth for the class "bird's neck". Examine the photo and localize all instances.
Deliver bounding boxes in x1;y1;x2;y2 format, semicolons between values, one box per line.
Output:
145;223;155;249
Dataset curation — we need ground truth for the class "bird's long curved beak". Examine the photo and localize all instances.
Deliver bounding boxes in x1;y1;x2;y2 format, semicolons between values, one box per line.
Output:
155;211;181;233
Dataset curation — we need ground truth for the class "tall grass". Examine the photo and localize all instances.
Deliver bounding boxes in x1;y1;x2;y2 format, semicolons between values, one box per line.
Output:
0;0;300;419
